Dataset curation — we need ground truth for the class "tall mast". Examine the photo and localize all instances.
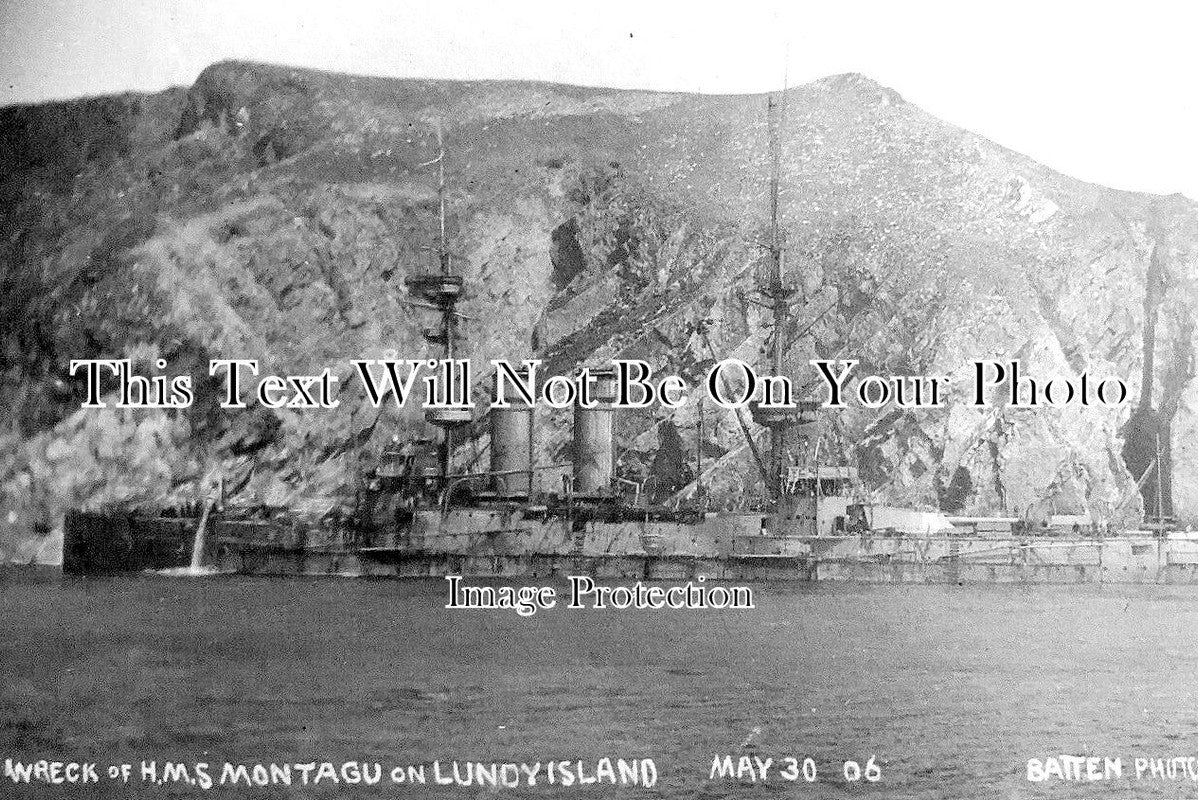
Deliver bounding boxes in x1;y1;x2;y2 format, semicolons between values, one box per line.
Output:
768;94;786;491
405;121;470;484
434;124;456;362
758;91;794;497
435;125;455;478
437;124;449;276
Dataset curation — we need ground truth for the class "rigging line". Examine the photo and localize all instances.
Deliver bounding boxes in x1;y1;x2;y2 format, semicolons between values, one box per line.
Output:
698;329;773;492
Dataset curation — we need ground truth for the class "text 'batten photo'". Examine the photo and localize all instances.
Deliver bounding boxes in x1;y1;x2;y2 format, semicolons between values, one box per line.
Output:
2;1;1198;798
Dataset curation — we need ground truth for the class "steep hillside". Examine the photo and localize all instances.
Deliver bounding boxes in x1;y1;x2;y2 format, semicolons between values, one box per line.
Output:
2;61;1196;562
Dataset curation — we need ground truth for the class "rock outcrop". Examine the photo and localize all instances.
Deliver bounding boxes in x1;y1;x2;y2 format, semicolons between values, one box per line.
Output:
1;61;1195;562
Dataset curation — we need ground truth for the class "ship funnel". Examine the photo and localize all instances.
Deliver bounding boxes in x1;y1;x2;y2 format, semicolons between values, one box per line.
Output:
490;367;533;496
573;366;617;495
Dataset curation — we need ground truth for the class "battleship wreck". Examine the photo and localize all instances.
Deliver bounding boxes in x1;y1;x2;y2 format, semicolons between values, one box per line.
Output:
60;92;1198;585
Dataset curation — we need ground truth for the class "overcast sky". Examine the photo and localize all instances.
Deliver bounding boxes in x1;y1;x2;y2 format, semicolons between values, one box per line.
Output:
4;0;1195;199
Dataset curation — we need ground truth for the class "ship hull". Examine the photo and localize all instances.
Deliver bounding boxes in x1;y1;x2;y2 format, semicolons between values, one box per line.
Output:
61;509;1198;584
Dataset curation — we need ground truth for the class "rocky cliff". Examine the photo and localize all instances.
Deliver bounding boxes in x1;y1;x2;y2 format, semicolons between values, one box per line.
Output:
2;61;1196;563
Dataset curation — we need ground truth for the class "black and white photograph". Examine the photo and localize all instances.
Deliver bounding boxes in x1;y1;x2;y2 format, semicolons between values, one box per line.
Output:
2;1;1197;797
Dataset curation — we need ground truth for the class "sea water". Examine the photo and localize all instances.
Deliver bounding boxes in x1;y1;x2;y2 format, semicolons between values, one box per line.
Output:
1;570;1196;798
